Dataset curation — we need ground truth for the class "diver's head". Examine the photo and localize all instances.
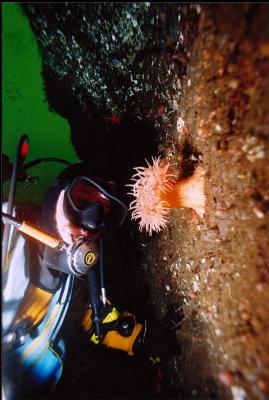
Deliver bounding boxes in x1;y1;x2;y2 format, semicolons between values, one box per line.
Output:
55;188;96;245
41;163;127;245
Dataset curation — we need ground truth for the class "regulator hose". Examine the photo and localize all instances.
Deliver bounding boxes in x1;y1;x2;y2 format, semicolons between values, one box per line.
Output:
87;265;102;338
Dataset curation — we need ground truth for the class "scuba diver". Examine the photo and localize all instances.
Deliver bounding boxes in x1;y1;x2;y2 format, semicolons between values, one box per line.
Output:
2;137;179;399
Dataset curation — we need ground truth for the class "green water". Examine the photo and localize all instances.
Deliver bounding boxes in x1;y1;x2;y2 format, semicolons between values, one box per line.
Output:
2;3;79;203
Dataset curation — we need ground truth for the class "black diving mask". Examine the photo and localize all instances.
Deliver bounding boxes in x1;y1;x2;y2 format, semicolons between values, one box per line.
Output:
63;176;127;230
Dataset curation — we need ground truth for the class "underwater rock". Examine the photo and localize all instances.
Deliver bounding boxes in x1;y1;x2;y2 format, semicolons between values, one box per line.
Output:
22;3;199;177
23;3;196;117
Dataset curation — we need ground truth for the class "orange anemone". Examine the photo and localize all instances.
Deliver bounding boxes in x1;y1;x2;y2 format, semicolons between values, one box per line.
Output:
127;157;205;235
